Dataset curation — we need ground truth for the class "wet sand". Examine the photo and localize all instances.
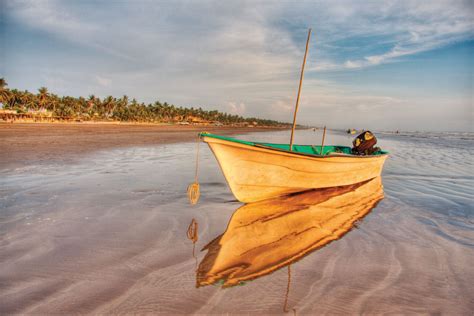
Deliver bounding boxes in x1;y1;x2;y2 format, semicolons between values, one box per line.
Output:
1;129;473;314
0;123;283;170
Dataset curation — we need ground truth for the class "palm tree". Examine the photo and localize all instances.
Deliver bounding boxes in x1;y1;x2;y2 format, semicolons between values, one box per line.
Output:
21;90;36;112
0;78;289;125
121;95;129;108
38;87;49;111
6;94;18;109
86;95;97;117
0;78;11;106
102;96;116;118
73;96;86;117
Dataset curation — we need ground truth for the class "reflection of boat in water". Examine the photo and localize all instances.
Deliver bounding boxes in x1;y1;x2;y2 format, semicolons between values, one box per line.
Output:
196;177;384;288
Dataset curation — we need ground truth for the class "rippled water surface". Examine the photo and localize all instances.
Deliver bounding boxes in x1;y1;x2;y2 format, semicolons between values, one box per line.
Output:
1;129;473;314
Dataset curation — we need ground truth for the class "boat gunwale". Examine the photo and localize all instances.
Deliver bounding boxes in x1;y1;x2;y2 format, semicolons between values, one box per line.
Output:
201;134;389;160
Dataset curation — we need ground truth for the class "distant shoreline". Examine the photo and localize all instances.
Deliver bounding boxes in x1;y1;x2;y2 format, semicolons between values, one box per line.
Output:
0;119;286;128
0;122;288;170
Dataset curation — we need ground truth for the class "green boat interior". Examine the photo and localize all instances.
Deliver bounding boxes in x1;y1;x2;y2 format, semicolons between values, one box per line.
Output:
200;132;388;156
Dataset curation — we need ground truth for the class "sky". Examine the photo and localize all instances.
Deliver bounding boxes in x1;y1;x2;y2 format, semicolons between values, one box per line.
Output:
1;0;473;132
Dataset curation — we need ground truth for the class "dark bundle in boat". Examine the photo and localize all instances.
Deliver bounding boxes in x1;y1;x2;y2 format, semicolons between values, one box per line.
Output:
352;131;381;155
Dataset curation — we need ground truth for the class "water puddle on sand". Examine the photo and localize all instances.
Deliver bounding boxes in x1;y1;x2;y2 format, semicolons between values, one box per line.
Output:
192;177;384;312
1;130;473;314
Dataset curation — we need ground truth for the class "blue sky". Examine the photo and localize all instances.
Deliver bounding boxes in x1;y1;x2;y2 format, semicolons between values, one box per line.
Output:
1;0;473;131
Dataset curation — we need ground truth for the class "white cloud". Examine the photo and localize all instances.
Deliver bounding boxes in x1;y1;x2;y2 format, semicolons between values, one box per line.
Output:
271;99;294;114
344;60;362;69
7;0;472;73
226;102;246;115
3;0;473;131
95;75;111;87
306;0;474;71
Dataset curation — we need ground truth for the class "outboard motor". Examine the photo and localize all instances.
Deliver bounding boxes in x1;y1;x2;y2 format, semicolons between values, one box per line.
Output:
352;131;380;155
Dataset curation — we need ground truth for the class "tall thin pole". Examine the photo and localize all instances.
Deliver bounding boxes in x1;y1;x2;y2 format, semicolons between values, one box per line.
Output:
320;126;326;155
289;28;312;151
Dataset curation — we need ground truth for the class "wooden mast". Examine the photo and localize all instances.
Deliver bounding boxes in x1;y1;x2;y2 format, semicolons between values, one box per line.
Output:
320;126;326;155
289;28;312;151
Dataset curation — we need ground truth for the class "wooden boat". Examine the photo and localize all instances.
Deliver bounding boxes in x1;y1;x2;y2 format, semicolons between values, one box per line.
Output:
201;132;388;203
196;177;384;288
188;29;389;205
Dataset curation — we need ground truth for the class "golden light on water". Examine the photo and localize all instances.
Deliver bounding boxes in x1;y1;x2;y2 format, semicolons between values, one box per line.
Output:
196;177;384;288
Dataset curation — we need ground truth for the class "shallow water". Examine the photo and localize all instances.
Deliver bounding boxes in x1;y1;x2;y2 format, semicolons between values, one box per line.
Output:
1;129;473;314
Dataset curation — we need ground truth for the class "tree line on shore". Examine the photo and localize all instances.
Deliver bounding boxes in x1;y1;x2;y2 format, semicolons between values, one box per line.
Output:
0;78;289;126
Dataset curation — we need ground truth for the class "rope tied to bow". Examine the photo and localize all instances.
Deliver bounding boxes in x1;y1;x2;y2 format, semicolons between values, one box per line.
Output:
187;134;201;205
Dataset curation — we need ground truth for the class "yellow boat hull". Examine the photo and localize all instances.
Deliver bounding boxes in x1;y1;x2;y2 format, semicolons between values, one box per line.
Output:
202;135;388;203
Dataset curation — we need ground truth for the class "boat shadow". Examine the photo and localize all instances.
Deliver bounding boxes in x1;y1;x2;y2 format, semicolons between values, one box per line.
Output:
196;176;384;288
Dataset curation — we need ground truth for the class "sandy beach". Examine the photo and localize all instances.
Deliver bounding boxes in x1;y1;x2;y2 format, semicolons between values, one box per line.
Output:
1;128;473;314
0;123;282;170
2;0;472;313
